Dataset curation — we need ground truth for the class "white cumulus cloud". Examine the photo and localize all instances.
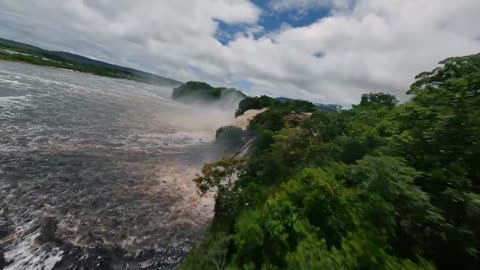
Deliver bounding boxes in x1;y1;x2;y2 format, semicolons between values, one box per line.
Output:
0;0;479;105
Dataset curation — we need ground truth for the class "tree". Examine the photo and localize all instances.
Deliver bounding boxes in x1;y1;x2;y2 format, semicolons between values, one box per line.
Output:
360;92;398;108
236;96;278;117
194;158;247;195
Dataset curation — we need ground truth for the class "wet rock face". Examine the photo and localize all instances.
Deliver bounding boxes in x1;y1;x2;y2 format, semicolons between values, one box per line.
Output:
0;61;228;269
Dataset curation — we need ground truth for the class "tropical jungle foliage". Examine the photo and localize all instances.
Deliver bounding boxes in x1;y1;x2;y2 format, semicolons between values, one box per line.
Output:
181;53;480;270
235;96;279;117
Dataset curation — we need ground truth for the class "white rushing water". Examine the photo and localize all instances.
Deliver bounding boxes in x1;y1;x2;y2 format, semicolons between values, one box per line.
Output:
0;61;236;269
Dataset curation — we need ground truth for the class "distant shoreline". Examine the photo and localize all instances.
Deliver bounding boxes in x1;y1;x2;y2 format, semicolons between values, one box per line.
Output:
0;58;120;80
0;37;182;87
0;57;181;87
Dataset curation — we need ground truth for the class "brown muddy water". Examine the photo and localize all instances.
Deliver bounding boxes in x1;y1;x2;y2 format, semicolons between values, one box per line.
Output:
0;61;236;269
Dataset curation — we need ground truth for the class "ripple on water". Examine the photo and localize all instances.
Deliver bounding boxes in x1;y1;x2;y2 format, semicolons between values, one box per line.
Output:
0;61;233;269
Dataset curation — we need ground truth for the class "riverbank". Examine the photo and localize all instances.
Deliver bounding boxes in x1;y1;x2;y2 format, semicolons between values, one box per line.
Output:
0;37;182;87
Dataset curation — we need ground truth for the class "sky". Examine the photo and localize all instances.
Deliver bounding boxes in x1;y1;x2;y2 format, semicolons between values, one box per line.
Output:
0;0;479;105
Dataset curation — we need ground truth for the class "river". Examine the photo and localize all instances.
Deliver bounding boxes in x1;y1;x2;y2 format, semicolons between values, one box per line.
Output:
0;61;234;269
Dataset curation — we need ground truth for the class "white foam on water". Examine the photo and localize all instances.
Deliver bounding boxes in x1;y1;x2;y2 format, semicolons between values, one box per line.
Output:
0;60;235;268
4;231;64;270
0;95;27;103
131;131;214;148
0;77;30;88
0;144;23;153
0;95;31;119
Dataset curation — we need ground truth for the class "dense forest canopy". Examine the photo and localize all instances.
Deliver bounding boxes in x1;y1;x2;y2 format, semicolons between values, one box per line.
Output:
181;53;480;270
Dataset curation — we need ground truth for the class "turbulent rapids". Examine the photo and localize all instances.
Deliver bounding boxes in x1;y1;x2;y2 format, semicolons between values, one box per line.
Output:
0;61;236;269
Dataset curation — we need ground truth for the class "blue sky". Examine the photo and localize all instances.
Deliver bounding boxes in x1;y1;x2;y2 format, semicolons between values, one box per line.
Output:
215;0;331;45
0;0;479;105
252;0;331;29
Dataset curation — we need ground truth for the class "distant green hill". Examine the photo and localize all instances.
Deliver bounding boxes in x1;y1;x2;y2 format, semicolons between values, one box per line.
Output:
172;81;247;106
0;37;182;86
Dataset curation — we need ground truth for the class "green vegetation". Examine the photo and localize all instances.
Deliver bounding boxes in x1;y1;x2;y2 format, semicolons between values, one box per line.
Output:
235;96;317;117
181;53;480;270
235;96;278;116
359;92;399;108
0;38;181;86
172;81;247;104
